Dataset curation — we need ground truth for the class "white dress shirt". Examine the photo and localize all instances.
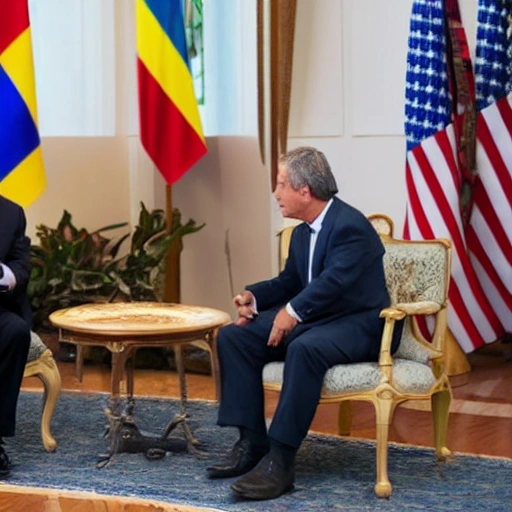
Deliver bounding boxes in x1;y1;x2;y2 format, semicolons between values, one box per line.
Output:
286;199;333;322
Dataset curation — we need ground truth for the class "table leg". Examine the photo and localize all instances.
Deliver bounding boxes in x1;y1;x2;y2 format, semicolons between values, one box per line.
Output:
174;343;187;415
126;350;135;417
98;349;127;467
75;345;84;382
161;343;206;457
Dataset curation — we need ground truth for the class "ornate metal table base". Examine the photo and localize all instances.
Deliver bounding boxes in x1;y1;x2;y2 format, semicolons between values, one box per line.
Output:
97;414;189;468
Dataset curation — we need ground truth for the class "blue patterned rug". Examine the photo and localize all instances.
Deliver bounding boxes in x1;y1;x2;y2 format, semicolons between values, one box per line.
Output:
2;391;510;511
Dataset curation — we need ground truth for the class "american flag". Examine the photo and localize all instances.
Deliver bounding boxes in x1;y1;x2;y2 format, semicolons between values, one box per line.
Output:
403;0;512;353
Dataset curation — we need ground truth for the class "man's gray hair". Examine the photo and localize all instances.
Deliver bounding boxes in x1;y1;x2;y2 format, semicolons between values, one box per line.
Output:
279;147;338;200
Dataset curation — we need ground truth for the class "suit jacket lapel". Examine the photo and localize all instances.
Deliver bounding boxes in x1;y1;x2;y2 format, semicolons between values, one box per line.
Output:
311;199;340;279
290;222;311;285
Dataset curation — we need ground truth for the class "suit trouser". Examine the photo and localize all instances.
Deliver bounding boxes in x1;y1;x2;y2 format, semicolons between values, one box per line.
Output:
216;309;384;449
0;308;31;437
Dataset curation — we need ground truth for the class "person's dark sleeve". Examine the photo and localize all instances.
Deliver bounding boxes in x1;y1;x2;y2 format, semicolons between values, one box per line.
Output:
4;206;31;296
246;230;303;310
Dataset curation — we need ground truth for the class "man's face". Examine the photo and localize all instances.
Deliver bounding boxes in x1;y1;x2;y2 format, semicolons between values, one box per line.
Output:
273;164;309;220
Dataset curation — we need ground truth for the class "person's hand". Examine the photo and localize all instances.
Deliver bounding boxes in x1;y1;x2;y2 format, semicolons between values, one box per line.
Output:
0;263;7;292
268;307;297;347
233;291;257;326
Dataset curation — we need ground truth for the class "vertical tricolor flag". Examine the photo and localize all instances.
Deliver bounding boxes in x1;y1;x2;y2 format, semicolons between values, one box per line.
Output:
403;0;512;353
136;0;207;185
0;0;46;207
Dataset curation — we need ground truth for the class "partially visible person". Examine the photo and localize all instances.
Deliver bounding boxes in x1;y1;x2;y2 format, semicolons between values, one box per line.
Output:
206;147;403;500
0;195;32;474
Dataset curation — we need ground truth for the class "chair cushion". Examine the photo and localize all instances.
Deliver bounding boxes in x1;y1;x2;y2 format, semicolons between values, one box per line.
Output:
394;318;435;364
263;358;436;396
27;331;49;363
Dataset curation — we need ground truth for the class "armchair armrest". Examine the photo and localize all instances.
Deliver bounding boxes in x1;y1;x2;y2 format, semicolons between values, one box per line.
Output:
381;303;448;363
380;307;406;321
377;302;443;381
376;309;403;381
394;301;441;316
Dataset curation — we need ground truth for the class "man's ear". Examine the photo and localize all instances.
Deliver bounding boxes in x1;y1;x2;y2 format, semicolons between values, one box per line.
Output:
299;185;311;198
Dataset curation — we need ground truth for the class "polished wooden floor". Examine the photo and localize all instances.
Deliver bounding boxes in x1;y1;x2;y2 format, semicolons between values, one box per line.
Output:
22;339;512;459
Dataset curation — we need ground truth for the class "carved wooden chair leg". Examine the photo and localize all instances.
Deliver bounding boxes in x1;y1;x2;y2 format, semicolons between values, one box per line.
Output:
26;349;62;452
373;397;395;498
337;401;352;435
431;386;452;460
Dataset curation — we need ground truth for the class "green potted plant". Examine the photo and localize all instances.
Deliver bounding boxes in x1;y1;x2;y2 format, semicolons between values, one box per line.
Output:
29;202;205;330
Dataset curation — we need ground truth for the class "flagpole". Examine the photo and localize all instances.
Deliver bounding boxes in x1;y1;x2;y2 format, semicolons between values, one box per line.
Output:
164;184;181;303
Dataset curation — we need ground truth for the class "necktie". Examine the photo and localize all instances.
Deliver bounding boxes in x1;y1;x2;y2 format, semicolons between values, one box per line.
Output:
307;226;316;283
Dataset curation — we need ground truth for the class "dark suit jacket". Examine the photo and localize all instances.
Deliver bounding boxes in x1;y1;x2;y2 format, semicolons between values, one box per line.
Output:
247;197;395;354
0;195;32;323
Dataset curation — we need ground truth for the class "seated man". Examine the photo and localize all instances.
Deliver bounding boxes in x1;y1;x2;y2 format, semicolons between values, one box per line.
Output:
207;146;402;500
0;195;32;474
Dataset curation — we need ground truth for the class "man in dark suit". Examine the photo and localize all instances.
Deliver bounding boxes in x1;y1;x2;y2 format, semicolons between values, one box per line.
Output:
206;147;402;500
0;195;32;474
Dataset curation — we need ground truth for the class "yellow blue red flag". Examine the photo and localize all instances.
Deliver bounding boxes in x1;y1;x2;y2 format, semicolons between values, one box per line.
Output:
0;0;46;206
136;0;207;184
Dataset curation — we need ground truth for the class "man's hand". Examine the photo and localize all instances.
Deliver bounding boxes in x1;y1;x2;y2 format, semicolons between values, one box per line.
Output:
233;291;258;326
268;307;297;347
0;263;8;292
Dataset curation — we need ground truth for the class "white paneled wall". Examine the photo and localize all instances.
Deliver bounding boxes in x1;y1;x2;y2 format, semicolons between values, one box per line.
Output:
348;0;411;136
288;0;344;138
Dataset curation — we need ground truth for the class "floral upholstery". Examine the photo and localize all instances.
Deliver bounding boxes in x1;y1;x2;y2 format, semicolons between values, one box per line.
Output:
394;317;435;364
27;331;48;362
263;356;436;396
383;242;447;307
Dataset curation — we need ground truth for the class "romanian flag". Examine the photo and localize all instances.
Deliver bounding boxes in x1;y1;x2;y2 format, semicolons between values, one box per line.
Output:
136;0;207;184
0;0;46;206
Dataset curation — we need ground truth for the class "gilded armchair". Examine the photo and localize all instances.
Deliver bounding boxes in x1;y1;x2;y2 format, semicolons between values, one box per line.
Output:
265;217;453;497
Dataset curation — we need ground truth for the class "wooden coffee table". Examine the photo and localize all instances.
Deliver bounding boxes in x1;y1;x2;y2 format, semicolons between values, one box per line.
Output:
49;302;231;466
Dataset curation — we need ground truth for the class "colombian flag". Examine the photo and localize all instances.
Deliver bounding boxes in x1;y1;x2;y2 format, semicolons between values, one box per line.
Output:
0;0;46;207
136;0;207;184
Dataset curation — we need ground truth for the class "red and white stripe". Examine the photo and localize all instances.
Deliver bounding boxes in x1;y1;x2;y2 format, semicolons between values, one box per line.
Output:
404;92;512;353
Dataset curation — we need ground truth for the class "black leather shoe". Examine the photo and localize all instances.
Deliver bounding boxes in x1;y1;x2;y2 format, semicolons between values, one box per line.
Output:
230;453;295;500
0;444;11;476
206;439;268;479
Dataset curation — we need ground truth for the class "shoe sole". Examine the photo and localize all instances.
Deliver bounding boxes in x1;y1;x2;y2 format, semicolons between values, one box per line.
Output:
231;482;294;500
206;462;258;479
